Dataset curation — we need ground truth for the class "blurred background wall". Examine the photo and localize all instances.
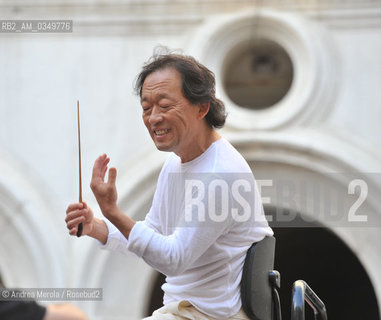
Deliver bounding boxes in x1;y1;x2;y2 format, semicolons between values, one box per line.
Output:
0;0;380;319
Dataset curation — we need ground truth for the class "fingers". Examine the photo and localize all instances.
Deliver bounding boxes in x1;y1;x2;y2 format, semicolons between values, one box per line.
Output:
46;304;88;320
107;167;117;185
68;216;85;235
90;155;118;195
91;154;110;182
66;202;86;214
65;203;90;236
65;208;86;225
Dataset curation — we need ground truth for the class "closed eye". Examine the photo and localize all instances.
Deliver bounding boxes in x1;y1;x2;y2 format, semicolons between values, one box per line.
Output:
142;105;151;112
160;103;175;109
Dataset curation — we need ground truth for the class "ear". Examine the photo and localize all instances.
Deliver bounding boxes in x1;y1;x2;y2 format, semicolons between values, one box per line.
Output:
197;102;210;120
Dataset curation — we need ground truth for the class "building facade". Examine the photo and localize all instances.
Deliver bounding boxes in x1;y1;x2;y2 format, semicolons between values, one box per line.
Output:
0;1;380;319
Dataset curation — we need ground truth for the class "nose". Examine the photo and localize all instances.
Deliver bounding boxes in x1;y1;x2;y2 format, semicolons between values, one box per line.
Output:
148;106;163;126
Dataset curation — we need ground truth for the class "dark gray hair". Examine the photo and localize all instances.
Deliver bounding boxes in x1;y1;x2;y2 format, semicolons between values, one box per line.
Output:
134;50;227;129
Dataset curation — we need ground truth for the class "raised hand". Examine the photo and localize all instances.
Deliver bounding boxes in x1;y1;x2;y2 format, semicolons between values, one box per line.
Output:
65;154;134;242
90;154;118;218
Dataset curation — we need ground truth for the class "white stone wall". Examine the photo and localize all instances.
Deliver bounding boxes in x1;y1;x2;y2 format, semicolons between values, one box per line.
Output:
0;1;380;319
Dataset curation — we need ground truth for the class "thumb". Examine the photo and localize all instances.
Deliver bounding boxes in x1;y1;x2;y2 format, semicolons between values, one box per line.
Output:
107;167;117;185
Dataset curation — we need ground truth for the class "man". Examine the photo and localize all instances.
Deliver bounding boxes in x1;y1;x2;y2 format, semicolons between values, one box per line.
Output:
65;52;273;319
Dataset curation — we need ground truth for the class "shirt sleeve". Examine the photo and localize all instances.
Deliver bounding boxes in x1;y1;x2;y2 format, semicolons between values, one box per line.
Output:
97;209;230;277
97;205;160;255
125;169;271;277
126;172;235;277
97;219;130;255
127;219;230;277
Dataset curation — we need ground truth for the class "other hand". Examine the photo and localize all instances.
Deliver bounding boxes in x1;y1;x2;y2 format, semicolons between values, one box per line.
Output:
90;154;118;218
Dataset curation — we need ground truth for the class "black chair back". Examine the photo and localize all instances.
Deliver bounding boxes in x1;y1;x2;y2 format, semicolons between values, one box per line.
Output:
241;236;276;320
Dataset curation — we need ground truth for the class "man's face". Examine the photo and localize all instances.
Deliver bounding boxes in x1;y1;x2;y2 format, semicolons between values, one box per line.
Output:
141;67;201;158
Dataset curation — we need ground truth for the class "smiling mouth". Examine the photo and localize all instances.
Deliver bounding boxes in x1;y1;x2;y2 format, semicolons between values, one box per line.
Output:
154;129;170;136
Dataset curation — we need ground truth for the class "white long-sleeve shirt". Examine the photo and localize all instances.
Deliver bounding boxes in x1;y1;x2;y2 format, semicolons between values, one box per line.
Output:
100;137;273;319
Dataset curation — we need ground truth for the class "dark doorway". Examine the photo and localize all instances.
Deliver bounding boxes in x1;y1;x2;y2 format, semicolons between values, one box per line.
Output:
146;272;165;317
145;225;380;319
273;226;380;319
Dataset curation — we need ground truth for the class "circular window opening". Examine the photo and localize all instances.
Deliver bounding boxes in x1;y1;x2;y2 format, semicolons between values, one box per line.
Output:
223;39;294;110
